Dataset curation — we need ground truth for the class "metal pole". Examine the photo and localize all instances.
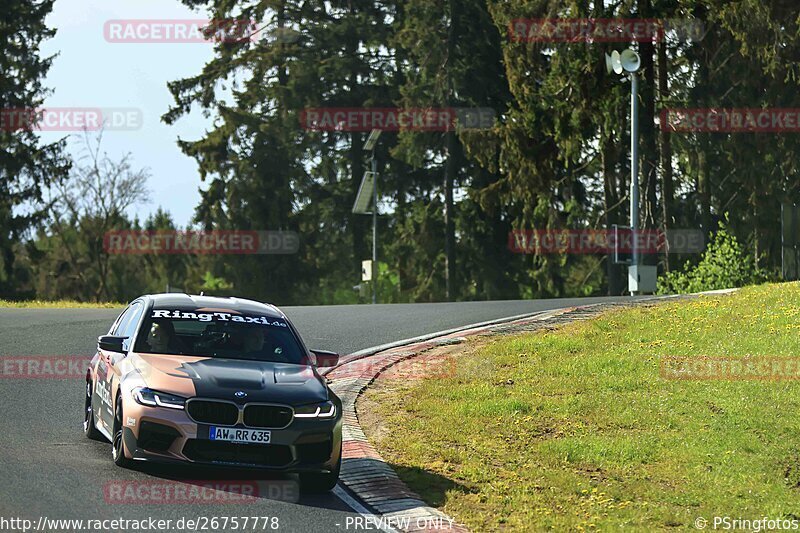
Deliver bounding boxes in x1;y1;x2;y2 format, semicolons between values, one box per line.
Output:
372;151;377;304
630;72;640;270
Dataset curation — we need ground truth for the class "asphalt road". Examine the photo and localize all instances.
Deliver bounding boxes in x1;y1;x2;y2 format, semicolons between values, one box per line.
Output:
0;296;645;533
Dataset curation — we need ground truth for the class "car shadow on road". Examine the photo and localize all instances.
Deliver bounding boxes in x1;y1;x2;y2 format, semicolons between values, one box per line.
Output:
125;462;353;511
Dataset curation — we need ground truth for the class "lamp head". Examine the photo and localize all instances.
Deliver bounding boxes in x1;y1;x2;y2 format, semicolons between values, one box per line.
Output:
620;49;641;73
605;50;623;75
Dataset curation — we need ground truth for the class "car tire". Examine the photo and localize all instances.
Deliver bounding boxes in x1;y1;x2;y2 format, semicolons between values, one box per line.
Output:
111;393;132;468
299;458;341;493
83;379;103;441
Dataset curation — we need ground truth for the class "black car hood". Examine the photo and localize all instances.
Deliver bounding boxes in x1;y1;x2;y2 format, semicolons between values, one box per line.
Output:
178;357;329;405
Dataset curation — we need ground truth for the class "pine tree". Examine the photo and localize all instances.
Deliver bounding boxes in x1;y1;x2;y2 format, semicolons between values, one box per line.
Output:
0;0;70;297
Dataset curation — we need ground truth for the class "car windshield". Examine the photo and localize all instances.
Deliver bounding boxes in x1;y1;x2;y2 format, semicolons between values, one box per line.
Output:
134;309;308;364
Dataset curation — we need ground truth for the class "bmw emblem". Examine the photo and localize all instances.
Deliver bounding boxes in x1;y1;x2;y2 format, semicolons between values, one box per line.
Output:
234;391;247;398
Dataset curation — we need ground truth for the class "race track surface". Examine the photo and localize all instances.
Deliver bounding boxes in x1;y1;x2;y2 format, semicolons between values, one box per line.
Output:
0;296;644;532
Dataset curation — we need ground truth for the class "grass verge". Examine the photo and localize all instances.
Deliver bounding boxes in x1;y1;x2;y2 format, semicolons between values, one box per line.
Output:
361;283;800;531
0;299;123;308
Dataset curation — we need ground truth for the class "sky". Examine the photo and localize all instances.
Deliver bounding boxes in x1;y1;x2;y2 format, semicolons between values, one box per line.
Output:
38;0;218;226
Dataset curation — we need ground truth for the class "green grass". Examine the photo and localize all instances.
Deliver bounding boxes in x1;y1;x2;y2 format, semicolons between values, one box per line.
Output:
0;299;123;308
363;283;800;531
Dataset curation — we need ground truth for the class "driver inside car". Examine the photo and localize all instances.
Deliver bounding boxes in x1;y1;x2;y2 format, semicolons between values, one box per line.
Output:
242;327;265;354
241;327;287;361
145;321;184;354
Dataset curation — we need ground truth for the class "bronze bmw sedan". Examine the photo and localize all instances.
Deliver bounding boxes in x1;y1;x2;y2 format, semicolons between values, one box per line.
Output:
83;293;343;492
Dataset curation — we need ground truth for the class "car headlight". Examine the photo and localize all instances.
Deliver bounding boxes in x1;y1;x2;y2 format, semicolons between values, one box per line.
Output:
132;387;186;410
294;401;336;419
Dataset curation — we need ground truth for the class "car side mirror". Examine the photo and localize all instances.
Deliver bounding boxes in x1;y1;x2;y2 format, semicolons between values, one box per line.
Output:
98;335;127;354
310;349;339;368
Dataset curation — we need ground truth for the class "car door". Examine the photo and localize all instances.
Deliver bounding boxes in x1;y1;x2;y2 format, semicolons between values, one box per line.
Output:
96;301;144;433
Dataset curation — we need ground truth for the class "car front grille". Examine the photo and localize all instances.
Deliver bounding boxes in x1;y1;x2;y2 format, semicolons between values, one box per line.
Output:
186;399;295;428
183;440;293;467
186;400;239;426
243;405;293;429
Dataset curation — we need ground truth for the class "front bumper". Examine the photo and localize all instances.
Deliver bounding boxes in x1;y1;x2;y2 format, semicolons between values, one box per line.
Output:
121;398;342;473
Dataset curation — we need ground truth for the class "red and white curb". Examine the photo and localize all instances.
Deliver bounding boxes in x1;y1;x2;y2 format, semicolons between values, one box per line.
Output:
328;344;469;533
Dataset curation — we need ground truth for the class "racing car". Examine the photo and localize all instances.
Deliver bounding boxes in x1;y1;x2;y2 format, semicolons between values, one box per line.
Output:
83;293;343;492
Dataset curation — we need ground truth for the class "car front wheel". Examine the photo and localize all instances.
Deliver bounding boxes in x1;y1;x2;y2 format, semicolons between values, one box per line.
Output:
112;393;132;467
83;379;103;441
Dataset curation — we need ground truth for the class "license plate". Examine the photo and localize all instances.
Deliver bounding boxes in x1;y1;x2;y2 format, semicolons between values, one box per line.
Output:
209;426;271;444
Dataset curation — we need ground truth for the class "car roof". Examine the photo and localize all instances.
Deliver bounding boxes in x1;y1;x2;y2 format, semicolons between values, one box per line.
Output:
144;293;284;318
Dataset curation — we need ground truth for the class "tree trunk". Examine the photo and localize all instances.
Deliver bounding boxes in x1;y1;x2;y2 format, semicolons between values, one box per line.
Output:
443;0;459;301
658;39;673;271
693;2;712;240
346;1;367;277
350;134;367;276
602;133;623;296
444;130;457;300
698;145;712;237
638;0;658;236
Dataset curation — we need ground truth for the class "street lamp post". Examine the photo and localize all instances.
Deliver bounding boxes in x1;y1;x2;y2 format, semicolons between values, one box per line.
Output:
370;146;378;304
630;71;639;270
605;48;656;295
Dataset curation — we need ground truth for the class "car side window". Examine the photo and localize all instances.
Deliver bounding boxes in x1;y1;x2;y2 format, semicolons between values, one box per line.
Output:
118;302;144;352
110;306;134;336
